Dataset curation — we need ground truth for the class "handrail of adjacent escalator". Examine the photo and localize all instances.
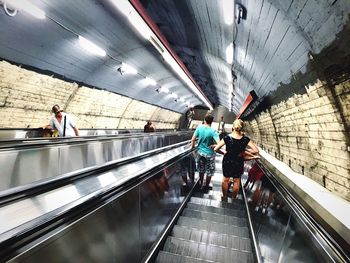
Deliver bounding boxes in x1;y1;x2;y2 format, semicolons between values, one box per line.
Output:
142;176;199;263
0;144;196;260
241;180;263;263
255;160;349;263
0;131;192;150
0;140;191;205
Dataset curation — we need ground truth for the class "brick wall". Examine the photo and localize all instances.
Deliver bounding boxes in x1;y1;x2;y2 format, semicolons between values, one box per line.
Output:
0;60;181;129
246;79;350;200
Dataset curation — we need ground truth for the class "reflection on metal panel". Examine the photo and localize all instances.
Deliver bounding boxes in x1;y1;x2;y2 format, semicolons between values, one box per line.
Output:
7;153;195;262
0;145;190;241
12;188;141;263
242;161;337;263
0;133;191;192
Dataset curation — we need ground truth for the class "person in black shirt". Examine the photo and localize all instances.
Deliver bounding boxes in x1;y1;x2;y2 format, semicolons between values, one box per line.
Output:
214;119;259;199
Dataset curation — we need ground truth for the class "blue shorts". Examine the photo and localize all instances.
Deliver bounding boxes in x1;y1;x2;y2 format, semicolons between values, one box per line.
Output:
198;154;215;177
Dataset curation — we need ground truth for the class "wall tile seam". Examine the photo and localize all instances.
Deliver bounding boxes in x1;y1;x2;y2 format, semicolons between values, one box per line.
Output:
323;177;350;188
308;158;350;170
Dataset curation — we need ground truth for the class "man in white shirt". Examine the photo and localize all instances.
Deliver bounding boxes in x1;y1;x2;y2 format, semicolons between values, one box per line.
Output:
44;105;79;137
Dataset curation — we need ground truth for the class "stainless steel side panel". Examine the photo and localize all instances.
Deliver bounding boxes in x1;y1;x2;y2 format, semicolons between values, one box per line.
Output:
0;148;59;190
11;188;141;263
242;162;335;263
8;156;194;263
0;133;192;192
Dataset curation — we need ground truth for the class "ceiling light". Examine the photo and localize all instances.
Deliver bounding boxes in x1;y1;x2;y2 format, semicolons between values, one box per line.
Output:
159;87;169;93
6;0;46;19
78;36;106;57
171;93;178;99
120;63;137;75
111;0;152;39
226;43;233;64
162;52;212;109
145;77;156;86
110;0;212;110
223;0;234;25
179;97;185;102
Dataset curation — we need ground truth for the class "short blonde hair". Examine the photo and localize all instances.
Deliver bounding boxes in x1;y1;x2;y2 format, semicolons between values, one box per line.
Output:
233;119;244;132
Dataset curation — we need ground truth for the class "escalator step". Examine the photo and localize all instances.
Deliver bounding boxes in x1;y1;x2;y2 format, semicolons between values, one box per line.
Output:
163;236;254;263
187;202;245;217
192;192;245;204
187;203;245;217
177;216;250;238
172;225;252;252
190;197;245;211
183;208;247;227
156;251;213;263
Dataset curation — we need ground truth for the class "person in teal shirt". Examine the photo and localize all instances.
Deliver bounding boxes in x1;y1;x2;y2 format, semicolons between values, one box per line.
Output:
191;114;220;190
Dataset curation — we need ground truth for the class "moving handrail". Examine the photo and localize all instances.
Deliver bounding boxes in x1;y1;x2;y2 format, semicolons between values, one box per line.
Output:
0;131;192;150
241;179;263;263
0;141;194;261
255;160;350;263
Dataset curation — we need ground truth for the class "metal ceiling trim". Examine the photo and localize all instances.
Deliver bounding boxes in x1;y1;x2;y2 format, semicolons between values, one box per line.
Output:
128;0;213;110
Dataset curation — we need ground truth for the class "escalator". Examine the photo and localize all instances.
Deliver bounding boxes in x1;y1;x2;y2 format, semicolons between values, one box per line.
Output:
150;155;259;263
0;144;348;262
157;189;254;262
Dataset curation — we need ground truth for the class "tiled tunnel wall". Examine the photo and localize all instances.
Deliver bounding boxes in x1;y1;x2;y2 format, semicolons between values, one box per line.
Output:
246;79;350;201
0;60;181;130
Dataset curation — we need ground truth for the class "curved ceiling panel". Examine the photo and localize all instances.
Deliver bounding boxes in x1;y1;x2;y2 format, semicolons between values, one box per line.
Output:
0;0;205;113
138;0;350;113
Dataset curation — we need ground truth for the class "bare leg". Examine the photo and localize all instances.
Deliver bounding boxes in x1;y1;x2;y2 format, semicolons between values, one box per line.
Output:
205;175;211;188
232;178;240;199
222;177;230;198
199;173;204;186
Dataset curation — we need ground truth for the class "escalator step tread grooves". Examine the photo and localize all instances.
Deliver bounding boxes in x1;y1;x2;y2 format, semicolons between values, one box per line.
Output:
183;208;248;227
162;236;254;263
172;225;252;252
187;203;246;217
177;216;250;238
156;251;213;263
191;193;245;207
189;197;245;211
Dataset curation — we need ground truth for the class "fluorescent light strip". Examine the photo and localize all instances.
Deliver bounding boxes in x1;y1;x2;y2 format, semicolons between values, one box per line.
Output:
223;0;234;25
226;43;233;64
145;77;156;86
7;0;46;19
159;87;169;93
78;36;106;57
121;63;138;74
111;0;213;110
111;0;152;39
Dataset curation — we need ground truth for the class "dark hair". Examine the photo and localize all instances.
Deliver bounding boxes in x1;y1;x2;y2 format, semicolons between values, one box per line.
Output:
52;104;61;113
204;114;214;124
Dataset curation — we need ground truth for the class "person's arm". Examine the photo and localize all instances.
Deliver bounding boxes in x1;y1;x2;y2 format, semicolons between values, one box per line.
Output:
190;134;197;149
213;139;226;154
41;124;52;129
246;140;259;154
73;127;79;136
242;140;259;160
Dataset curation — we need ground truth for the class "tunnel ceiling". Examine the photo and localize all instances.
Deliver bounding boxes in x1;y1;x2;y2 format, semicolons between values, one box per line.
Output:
139;0;350;113
0;0;204;113
0;0;349;114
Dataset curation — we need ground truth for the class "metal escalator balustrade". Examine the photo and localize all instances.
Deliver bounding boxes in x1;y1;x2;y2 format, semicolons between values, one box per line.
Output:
0;131;193;193
242;159;349;263
0;141;194;262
